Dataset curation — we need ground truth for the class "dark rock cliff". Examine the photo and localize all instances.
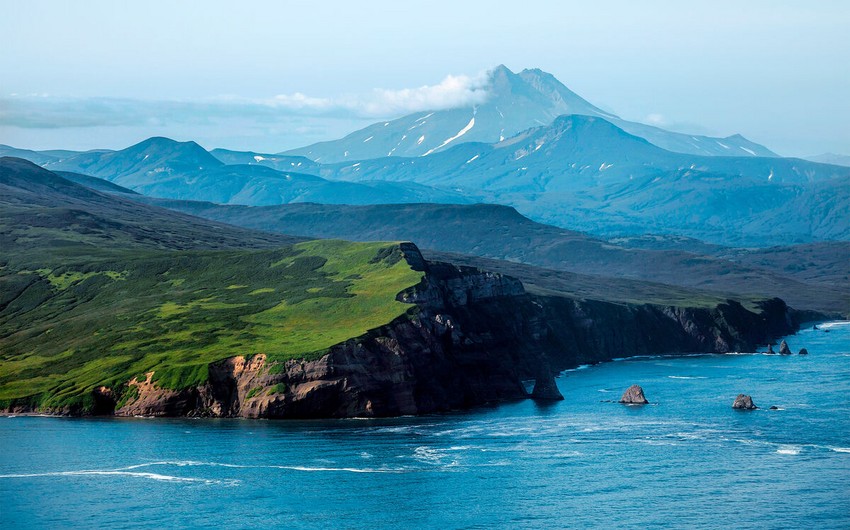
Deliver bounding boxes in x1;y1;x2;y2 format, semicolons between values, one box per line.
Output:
14;244;803;418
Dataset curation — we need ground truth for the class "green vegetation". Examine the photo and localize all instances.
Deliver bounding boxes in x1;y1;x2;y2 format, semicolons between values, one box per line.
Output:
268;383;288;395
0;240;422;411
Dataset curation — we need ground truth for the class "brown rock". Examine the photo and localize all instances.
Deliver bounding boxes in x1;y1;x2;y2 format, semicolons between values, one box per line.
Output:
778;340;793;355
766;344;775;354
619;385;649;404
732;394;757;410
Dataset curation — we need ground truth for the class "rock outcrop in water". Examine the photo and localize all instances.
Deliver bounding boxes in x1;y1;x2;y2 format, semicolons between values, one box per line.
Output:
733;394;757;410
531;373;565;401
779;340;793;355
766;344;775;354
798;348;809;355
10;244;803;418
619;385;649;404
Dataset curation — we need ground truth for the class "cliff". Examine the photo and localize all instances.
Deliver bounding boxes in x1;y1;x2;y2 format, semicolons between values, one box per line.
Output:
111;244;799;418
6;244;802;418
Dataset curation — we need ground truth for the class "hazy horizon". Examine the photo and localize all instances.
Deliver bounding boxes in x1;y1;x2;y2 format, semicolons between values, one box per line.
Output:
1;1;848;157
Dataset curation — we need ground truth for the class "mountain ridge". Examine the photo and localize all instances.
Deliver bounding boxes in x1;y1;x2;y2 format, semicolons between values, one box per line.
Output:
282;65;778;161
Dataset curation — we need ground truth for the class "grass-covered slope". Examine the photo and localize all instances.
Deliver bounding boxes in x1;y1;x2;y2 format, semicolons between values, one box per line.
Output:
0;158;423;411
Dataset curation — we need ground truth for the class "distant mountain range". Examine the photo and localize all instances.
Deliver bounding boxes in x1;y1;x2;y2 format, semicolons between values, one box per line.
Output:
804;153;850;167
314;114;849;245
3;115;848;246
0;138;472;206
282;65;778;162
2;65;847;246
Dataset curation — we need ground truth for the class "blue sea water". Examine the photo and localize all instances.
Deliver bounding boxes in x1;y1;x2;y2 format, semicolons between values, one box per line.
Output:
1;322;849;529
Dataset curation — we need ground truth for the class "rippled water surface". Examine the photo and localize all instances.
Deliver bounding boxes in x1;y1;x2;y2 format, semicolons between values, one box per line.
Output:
2;323;849;528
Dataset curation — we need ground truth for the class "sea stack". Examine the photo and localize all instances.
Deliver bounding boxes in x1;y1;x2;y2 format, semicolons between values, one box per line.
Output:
732;394;758;410
798;348;809;355
766;344;775;354
778;340;793;355
531;373;564;401
619;385;649;404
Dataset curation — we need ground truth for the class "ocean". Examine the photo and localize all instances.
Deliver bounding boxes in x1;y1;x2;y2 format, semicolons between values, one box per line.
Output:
2;322;848;528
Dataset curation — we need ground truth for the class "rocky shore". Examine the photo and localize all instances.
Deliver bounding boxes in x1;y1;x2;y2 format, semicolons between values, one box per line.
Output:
5;244;805;419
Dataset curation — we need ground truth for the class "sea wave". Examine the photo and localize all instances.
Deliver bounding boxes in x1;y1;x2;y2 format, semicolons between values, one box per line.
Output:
122;460;410;474
560;364;592;373
274;465;408;473
0;469;238;485
818;321;850;329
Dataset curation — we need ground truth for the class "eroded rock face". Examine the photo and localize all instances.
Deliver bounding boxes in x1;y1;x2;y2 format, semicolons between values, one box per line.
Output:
779;340;793;355
619;385;649;404
531;373;564;401
733;394;757;410
59;244;802;419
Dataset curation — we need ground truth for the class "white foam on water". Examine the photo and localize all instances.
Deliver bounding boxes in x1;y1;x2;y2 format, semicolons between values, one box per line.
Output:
278;465;407;473
123;460;242;469
561;364;591;374
668;376;708;380
412;446;460;467
830;447;850;453
0;469;238;485
776;445;801;455
819;321;850;329
551;451;583;458
123;460;413;474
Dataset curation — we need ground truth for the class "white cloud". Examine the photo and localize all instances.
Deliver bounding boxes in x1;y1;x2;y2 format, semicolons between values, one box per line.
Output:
266;72;492;117
645;113;667;126
0;70;496;133
269;92;334;111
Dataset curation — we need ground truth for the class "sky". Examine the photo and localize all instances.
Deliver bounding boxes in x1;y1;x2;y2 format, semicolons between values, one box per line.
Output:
1;0;848;157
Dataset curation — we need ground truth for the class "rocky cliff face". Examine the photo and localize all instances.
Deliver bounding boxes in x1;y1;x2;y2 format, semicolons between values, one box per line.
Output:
19;244;803;418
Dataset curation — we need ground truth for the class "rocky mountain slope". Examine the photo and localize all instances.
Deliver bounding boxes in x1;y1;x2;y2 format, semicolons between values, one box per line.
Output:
317;114;850;245
282;65;777;161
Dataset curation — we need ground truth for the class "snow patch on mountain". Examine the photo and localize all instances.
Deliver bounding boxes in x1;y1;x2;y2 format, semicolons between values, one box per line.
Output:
423;117;476;156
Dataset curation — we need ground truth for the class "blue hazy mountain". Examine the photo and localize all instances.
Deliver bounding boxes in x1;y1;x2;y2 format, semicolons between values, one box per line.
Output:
804;153;850;167
282;65;777;162
209;148;322;173
5;114;846;244
316;114;849;245
38;137;474;206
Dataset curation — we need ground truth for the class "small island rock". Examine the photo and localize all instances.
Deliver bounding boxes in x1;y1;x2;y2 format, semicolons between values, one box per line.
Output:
531;373;564;401
778;340;793;355
766;344;775;354
798;348;809;355
733;394;758;410
619;385;649;404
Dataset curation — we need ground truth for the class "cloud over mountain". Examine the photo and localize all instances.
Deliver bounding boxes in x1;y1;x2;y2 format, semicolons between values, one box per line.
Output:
1;70;494;133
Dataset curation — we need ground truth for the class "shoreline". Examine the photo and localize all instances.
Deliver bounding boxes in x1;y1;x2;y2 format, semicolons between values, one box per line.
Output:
4;319;843;422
